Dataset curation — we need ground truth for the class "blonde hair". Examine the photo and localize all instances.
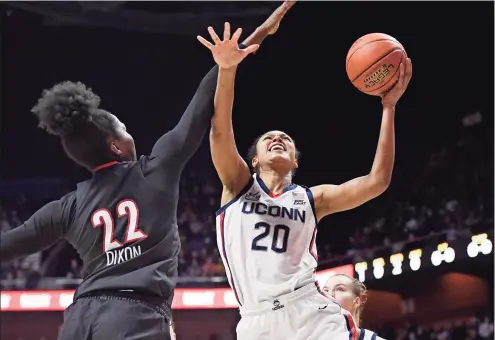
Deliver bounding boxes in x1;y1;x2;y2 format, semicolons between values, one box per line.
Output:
333;274;368;326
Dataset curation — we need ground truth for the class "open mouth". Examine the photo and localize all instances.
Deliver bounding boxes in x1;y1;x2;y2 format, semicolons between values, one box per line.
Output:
269;143;286;152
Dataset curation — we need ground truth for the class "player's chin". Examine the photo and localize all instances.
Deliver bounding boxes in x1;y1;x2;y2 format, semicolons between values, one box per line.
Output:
268;154;293;169
268;152;290;161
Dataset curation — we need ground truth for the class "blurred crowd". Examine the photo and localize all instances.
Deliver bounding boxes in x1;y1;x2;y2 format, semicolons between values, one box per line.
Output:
176;170;224;278
341;132;492;259
0;128;493;286
376;313;494;340
204;313;494;340
0;196;46;289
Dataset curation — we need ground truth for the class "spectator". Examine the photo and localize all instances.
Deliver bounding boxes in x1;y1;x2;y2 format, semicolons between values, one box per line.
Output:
67;259;81;279
187;259;202;277
477;316;494;339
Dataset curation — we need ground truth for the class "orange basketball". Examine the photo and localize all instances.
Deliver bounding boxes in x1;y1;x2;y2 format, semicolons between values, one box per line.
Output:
346;33;407;96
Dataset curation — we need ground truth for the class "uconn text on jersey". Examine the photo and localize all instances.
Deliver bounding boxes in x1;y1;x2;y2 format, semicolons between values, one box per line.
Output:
241;201;306;223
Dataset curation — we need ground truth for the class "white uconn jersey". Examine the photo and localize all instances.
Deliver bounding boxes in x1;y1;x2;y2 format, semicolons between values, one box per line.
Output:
216;174;318;306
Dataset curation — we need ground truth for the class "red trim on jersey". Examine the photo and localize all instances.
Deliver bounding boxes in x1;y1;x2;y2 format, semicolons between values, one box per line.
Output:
342;307;358;340
219;212;242;306
117;199;148;243
90;208;123;253
309;226;318;262
318;288;357;340
269;191;283;198
93;161;119;172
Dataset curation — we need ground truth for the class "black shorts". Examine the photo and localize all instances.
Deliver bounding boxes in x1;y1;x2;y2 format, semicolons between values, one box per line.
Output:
58;292;171;340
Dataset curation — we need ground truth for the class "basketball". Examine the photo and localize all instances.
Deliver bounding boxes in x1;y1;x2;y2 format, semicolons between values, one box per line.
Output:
346;33;407;96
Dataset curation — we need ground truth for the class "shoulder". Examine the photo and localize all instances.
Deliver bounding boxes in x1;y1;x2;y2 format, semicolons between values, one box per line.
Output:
307;184;339;201
218;175;255;215
291;184;317;221
291;184;314;203
28;193;74;229
58;190;77;225
138;154;182;178
40;191;76;215
60;190;77;204
297;184;314;196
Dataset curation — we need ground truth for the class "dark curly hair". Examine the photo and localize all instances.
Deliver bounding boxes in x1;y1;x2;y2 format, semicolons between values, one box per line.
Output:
246;133;301;178
31;81;120;170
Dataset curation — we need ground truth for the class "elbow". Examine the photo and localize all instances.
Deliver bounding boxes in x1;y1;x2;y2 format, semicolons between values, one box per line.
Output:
376;180;390;195
209;128;219;145
369;173;391;195
210;124;223;139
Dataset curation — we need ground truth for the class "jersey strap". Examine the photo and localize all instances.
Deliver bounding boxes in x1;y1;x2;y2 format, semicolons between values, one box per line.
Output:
301;185;317;223
359;328;378;340
216;176;255;216
358;328;365;340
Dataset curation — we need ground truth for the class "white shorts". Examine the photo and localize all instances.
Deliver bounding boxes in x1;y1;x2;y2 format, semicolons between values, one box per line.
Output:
236;283;357;340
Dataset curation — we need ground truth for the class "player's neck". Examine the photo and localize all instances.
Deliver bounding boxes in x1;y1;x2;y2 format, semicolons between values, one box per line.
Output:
258;170;292;194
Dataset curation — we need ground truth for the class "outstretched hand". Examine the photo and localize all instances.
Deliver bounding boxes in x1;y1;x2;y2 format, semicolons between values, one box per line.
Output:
197;22;259;70
261;1;296;35
381;57;413;108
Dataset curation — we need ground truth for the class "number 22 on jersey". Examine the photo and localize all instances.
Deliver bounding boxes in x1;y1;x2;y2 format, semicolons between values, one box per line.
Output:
91;199;148;252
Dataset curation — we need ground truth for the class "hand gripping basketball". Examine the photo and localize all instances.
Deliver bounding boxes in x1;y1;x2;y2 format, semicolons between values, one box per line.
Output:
380;58;413;107
197;22;260;70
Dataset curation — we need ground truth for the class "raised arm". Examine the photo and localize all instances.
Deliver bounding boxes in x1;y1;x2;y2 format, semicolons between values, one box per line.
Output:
312;59;412;221
148;2;295;175
211;65;251;196
198;24;257;198
0;192;75;261
148;61;220;169
201;2;296;200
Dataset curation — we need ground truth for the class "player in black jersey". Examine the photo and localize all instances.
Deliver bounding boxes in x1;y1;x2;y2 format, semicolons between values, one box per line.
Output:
0;3;295;340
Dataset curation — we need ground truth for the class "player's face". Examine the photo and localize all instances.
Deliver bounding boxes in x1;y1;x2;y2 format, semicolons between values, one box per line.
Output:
110;115;137;161
253;130;298;173
323;275;359;315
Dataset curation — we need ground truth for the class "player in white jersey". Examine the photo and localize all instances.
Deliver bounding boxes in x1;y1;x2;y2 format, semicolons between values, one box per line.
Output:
324;274;386;340
198;2;413;338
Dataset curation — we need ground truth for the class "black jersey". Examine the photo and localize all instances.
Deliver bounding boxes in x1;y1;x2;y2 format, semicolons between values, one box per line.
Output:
0;65;219;304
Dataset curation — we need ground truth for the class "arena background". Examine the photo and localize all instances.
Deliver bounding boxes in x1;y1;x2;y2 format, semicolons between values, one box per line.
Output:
0;2;493;340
